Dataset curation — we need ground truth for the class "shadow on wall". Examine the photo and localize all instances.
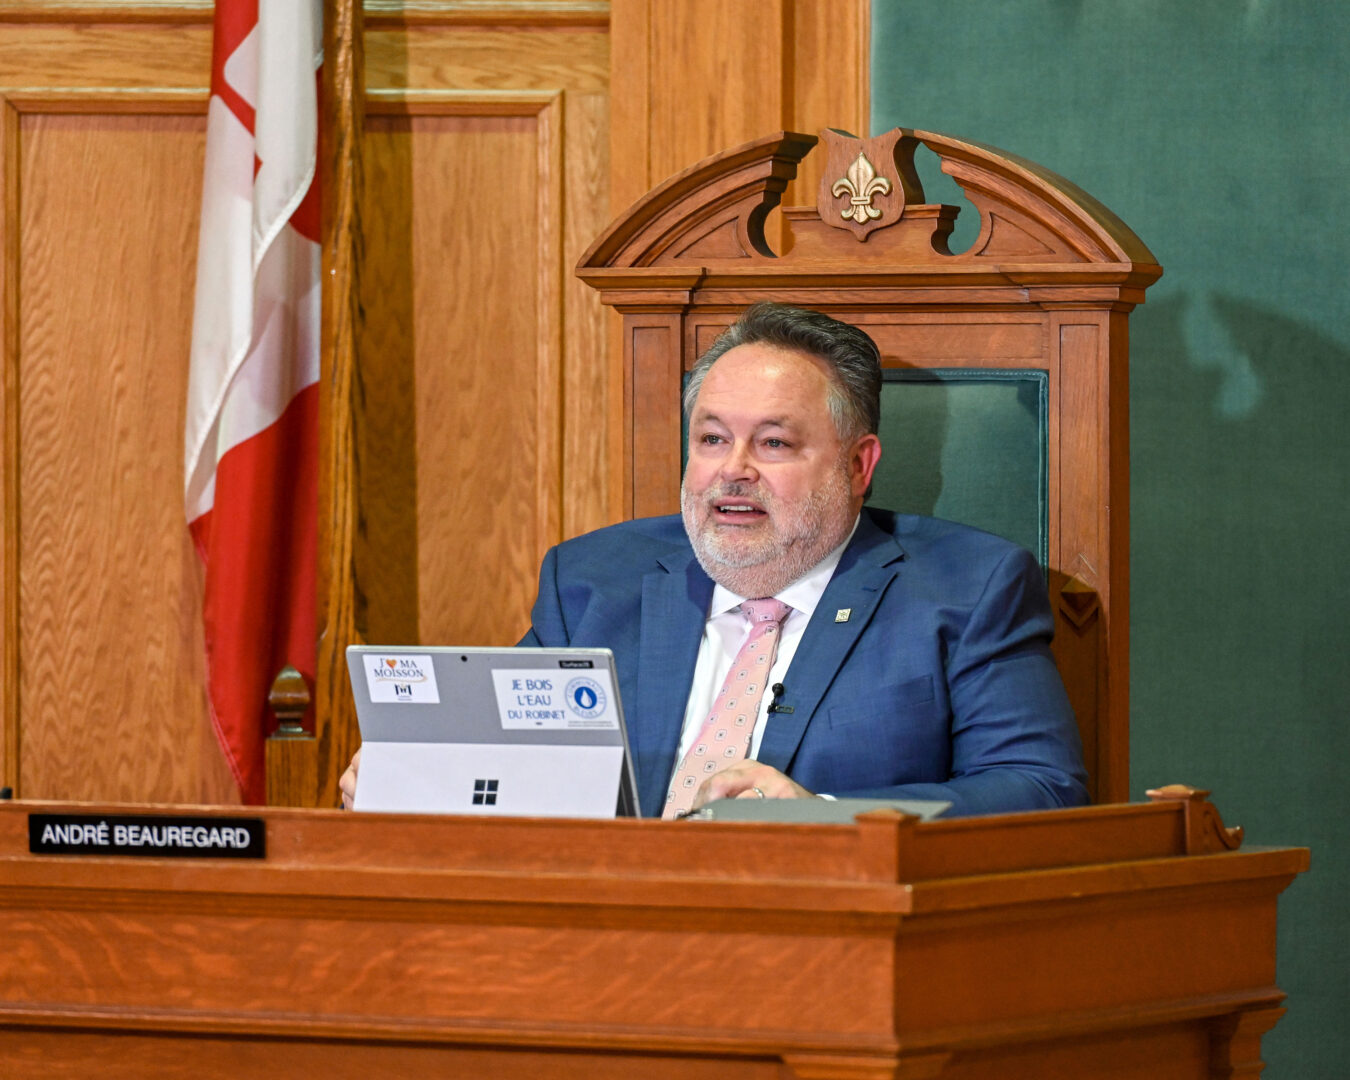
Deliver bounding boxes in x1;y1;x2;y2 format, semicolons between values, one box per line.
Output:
1131;288;1350;795
1129;288;1350;1077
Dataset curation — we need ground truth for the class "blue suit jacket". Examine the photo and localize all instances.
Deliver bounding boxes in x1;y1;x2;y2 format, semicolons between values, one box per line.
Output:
520;508;1088;818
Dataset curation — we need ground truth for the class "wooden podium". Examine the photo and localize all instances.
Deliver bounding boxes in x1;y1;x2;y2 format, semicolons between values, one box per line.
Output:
0;790;1306;1079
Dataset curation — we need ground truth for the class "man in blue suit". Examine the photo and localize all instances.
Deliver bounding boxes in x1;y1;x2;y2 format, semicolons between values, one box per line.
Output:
519;303;1086;818
343;303;1086;817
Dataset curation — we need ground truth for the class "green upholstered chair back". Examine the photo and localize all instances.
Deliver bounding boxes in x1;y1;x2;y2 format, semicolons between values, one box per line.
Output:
873;370;1047;568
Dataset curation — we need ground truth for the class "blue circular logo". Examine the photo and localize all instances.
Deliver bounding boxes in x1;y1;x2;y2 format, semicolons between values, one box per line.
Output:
565;677;606;719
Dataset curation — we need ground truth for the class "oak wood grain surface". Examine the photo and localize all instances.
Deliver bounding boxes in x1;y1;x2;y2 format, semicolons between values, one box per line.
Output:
0;11;219;805
368;26;608;93
0;3;620;809
1;94;16;792
0;23;210;87
310;0;369;819
0;2;212;23
297;5;618;809
0;0;872;809
13;108;232;805
0;796;1309;1078
364;110;547;648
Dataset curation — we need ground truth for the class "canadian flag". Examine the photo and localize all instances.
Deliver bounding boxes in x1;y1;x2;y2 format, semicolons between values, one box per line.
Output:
185;0;322;803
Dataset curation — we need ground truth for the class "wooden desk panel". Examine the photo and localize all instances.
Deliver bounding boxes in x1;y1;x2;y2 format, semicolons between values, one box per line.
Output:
0;794;1307;1079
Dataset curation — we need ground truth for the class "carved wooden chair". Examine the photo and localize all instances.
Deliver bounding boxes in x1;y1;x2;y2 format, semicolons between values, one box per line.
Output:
576;128;1161;802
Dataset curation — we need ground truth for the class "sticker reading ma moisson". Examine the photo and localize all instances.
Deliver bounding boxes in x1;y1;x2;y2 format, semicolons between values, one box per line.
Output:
28;813;265;859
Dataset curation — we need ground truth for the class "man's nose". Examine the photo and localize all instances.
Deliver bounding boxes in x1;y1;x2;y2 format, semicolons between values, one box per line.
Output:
720;440;758;482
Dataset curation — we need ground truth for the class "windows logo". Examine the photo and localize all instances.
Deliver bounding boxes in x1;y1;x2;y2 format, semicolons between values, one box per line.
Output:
472;779;499;806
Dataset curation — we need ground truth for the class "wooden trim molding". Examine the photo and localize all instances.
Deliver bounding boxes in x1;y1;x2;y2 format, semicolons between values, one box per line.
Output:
533;92;565;551
365;87;562;116
0;2;609;29
364;0;609;28
0;2;213;23
0;89;206;112
0;96;16;792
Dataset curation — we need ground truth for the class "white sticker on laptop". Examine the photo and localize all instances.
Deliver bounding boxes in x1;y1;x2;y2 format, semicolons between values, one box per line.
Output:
363;654;440;703
491;669;618;730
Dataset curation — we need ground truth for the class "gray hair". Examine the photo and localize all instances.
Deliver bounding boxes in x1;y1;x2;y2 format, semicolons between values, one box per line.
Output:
682;302;882;443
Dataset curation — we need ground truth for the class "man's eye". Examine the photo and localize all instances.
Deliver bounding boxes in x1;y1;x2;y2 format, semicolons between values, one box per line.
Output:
700;433;724;445
764;438;788;449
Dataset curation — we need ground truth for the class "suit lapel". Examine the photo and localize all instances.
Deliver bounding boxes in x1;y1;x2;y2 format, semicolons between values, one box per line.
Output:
634;549;713;816
756;514;906;773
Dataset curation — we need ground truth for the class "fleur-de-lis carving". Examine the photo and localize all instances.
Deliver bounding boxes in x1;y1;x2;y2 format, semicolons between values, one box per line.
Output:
831;152;892;224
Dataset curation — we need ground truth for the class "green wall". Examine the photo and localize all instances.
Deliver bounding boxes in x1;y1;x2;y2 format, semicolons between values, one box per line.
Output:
871;2;1347;1076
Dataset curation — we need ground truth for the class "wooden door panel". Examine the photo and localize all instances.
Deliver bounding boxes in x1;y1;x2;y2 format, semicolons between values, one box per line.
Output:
362;108;553;649
8;103;233;803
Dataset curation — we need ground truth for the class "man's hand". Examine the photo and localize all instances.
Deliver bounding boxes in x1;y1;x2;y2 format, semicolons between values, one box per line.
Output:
338;747;361;810
690;760;814;811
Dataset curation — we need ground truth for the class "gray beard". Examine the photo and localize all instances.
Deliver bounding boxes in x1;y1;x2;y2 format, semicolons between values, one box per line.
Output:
680;476;853;597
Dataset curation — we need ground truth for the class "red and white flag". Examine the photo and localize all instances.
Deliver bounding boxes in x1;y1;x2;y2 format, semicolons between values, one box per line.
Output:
186;0;322;803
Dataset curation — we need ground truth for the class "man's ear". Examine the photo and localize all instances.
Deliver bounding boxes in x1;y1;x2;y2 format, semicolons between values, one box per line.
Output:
849;433;882;498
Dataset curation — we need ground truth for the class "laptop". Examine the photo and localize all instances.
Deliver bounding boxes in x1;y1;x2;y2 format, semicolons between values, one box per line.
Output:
346;645;641;819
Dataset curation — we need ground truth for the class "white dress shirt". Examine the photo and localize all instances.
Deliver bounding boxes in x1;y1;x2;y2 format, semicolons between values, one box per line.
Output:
673;518;859;764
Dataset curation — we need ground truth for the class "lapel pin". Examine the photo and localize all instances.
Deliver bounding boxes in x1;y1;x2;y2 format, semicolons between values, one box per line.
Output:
835;608;851;623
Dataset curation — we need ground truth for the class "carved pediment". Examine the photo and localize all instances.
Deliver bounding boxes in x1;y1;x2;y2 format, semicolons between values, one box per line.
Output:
577;132;816;269
577;126;1160;282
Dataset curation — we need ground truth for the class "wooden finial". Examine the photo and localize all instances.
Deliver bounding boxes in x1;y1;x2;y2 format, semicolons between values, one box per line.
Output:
267;664;312;737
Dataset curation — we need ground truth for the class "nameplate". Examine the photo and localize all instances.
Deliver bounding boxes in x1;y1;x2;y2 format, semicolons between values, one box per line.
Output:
28;813;266;859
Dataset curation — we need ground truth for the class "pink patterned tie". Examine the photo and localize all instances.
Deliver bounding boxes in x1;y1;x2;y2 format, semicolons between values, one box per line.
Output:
663;598;792;818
